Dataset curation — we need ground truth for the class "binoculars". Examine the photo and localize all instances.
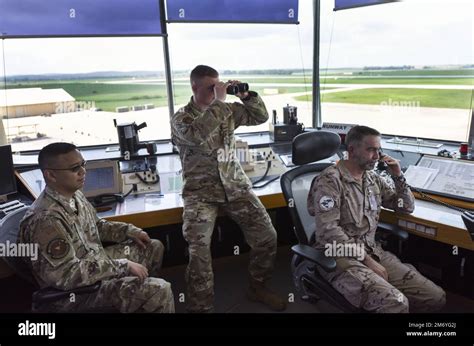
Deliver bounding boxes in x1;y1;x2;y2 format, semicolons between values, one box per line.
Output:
226;83;249;95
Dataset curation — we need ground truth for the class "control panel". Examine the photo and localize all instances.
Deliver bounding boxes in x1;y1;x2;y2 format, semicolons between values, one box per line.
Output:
236;141;286;182
119;157;161;195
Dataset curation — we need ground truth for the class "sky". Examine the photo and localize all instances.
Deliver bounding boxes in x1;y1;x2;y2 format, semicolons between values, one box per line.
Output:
0;0;472;76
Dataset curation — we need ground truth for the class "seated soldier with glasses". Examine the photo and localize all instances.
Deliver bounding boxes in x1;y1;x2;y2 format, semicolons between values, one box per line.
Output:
19;142;175;313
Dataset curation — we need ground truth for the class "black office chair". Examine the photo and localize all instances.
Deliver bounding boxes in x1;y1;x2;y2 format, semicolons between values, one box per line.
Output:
280;131;408;312
0;206;103;312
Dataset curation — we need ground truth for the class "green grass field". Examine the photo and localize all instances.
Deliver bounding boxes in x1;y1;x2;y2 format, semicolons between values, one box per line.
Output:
225;76;473;85
295;88;473;109
320;77;473;85
323;69;474;77
5;81;320;111
7;82;189;111
4;69;473;111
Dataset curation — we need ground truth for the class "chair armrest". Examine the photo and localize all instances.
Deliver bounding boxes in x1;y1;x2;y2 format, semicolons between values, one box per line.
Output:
377;222;409;241
291;244;337;272
32;282;102;305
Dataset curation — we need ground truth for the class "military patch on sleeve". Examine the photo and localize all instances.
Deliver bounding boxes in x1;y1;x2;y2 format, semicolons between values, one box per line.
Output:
319;196;335;211
47;238;70;259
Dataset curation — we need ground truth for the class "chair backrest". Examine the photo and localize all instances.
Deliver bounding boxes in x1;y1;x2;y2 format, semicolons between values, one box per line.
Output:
292;130;342;166
281;131;341;245
0;206;35;284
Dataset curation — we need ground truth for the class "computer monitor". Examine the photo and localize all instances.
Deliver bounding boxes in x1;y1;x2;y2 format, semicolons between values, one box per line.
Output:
0;144;17;201
81;160;121;198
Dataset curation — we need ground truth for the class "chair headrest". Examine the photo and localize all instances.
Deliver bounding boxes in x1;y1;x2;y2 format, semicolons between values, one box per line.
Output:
292;130;341;165
0;206;35;284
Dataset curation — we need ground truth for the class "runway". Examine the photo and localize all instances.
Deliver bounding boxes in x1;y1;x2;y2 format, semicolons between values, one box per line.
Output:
3;93;471;152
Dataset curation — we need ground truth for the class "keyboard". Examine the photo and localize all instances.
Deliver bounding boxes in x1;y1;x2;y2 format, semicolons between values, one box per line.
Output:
0;199;26;220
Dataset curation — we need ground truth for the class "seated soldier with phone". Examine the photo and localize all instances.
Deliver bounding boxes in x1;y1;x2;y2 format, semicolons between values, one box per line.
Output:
307;125;446;313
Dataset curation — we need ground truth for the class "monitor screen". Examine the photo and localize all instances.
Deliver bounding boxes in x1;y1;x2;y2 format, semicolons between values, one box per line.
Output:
81;160;121;198
0;144;17;196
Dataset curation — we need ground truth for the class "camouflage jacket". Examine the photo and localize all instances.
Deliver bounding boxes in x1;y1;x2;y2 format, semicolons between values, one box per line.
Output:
171;92;268;202
307;161;414;260
19;186;142;290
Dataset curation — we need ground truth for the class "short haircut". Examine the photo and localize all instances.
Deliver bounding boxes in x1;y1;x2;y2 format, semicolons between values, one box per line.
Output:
38;142;78;170
190;65;218;84
345;125;380;147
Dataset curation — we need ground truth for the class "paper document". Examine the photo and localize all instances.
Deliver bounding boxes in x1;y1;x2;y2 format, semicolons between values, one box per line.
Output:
416;156;474;200
404;165;439;189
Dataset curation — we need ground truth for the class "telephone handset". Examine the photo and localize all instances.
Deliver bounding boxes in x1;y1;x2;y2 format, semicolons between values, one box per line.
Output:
91;186;135;207
377;149;388;171
93;193;124;207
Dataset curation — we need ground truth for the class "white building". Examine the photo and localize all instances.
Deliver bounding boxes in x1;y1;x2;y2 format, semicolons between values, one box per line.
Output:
0;88;75;118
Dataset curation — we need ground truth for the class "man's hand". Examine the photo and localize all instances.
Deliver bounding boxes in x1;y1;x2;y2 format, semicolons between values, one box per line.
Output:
228;80;249;100
213;81;228;102
380;154;402;177
128;230;151;249
127;260;149;280
363;255;388;281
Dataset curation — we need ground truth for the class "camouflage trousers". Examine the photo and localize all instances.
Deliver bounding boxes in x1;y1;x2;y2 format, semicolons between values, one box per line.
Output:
182;191;277;312
49;239;175;313
319;249;446;313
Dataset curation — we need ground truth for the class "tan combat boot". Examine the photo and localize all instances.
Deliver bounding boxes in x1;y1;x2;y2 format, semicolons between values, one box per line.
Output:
246;282;287;312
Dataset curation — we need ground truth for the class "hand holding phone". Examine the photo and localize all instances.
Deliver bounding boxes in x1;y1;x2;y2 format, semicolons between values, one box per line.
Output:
377;155;388;171
378;150;402;177
377;150;388;171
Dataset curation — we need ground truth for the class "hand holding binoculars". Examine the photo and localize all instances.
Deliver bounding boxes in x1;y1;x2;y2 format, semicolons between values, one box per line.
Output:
226;82;249;95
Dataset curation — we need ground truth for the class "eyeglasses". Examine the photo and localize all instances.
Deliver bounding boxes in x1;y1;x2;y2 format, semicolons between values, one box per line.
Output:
46;160;87;173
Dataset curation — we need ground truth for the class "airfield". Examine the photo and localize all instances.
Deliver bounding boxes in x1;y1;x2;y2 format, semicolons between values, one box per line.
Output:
2;71;473;153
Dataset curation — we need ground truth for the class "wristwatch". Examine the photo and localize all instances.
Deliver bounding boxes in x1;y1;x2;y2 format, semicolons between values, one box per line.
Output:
391;173;406;183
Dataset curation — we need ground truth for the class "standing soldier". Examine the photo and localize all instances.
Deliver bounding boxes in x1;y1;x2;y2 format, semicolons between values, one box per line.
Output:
19;142;175;313
307;125;446;312
171;65;286;313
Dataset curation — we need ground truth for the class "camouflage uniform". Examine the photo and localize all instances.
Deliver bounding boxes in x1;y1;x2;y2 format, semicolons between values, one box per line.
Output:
307;161;445;313
19;186;174;313
171;93;277;312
